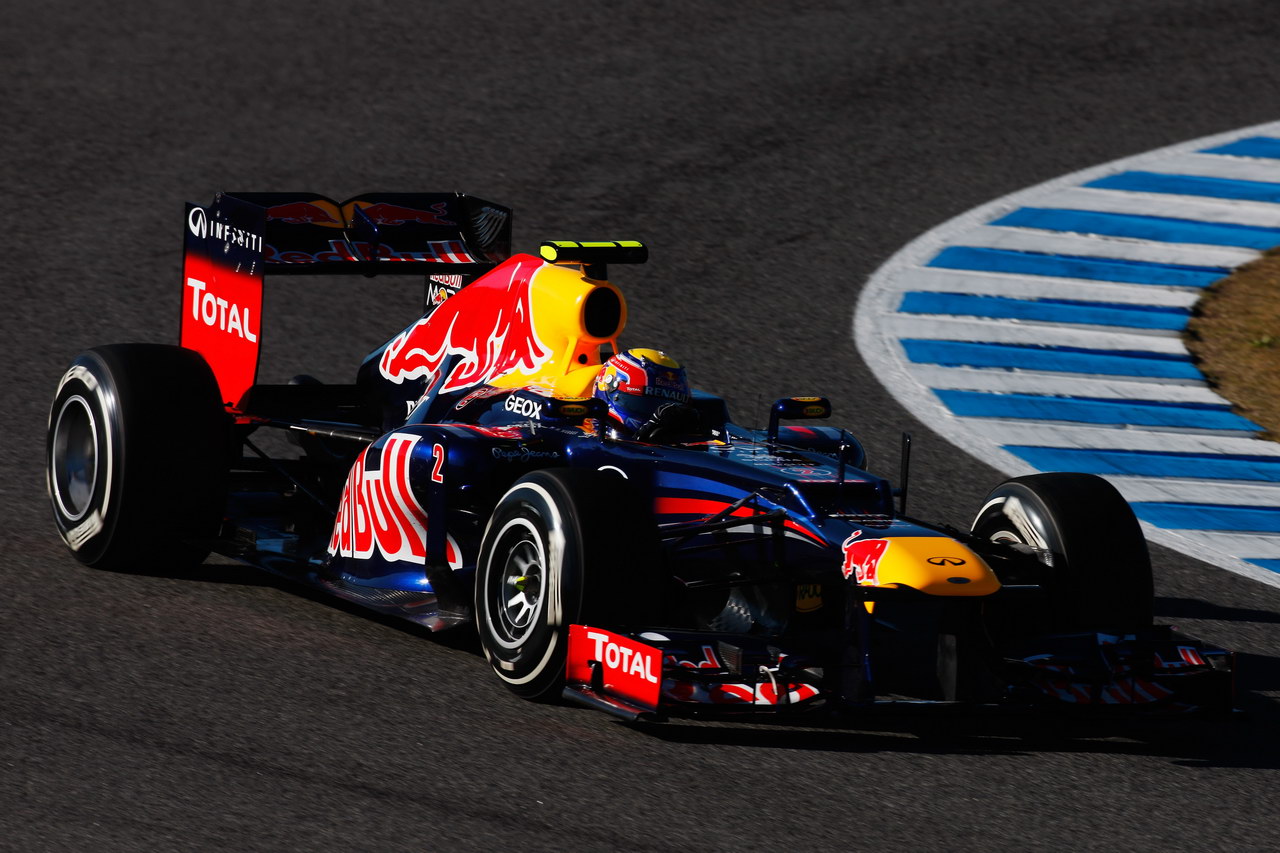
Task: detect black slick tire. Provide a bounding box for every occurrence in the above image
[474,468,657,701]
[972,472,1154,636]
[47,344,230,572]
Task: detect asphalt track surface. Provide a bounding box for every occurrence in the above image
[7,2,1280,850]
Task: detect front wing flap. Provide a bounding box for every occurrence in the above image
[563,625,826,721]
[563,624,1234,721]
[1003,626,1234,714]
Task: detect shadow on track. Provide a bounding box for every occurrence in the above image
[622,701,1280,768]
[99,555,486,655]
[616,643,1280,767]
[104,558,1280,768]
[1156,595,1280,626]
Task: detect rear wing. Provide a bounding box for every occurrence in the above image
[180,192,511,405]
[224,191,511,273]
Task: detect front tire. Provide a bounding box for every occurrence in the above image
[474,468,655,701]
[972,472,1153,636]
[47,344,230,572]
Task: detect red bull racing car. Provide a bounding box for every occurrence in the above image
[46,192,1234,720]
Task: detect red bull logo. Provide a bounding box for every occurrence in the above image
[841,530,890,584]
[328,432,462,566]
[428,274,464,306]
[355,201,455,227]
[266,201,342,225]
[378,256,551,393]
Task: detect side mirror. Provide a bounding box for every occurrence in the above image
[767,396,831,443]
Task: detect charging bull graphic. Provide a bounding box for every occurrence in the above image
[378,256,551,394]
[355,201,455,227]
[841,530,890,585]
[266,201,342,225]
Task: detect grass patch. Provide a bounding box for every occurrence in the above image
[1185,248,1280,440]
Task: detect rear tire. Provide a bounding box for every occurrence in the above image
[47,344,230,572]
[972,472,1153,636]
[474,468,657,701]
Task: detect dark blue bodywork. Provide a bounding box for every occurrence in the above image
[312,383,898,619]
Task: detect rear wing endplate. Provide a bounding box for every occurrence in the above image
[180,191,511,405]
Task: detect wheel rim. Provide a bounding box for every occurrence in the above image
[988,529,1022,545]
[487,518,547,650]
[52,395,98,522]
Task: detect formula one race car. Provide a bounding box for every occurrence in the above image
[47,192,1233,720]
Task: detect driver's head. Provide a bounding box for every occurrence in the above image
[593,348,691,436]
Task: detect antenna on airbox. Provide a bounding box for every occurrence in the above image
[897,432,912,516]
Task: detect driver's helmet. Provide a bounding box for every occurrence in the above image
[593,348,691,435]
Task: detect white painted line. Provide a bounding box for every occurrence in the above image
[908,365,1229,405]
[1143,151,1280,183]
[896,268,1202,307]
[980,421,1280,456]
[1149,532,1280,587]
[884,314,1191,350]
[938,416,1251,439]
[1046,186,1280,228]
[1186,532,1280,560]
[1110,476,1280,506]
[955,224,1257,269]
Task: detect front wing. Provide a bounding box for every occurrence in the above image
[562,624,1233,721]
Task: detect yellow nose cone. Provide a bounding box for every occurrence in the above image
[846,535,1001,596]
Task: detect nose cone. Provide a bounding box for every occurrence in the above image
[847,535,1001,596]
